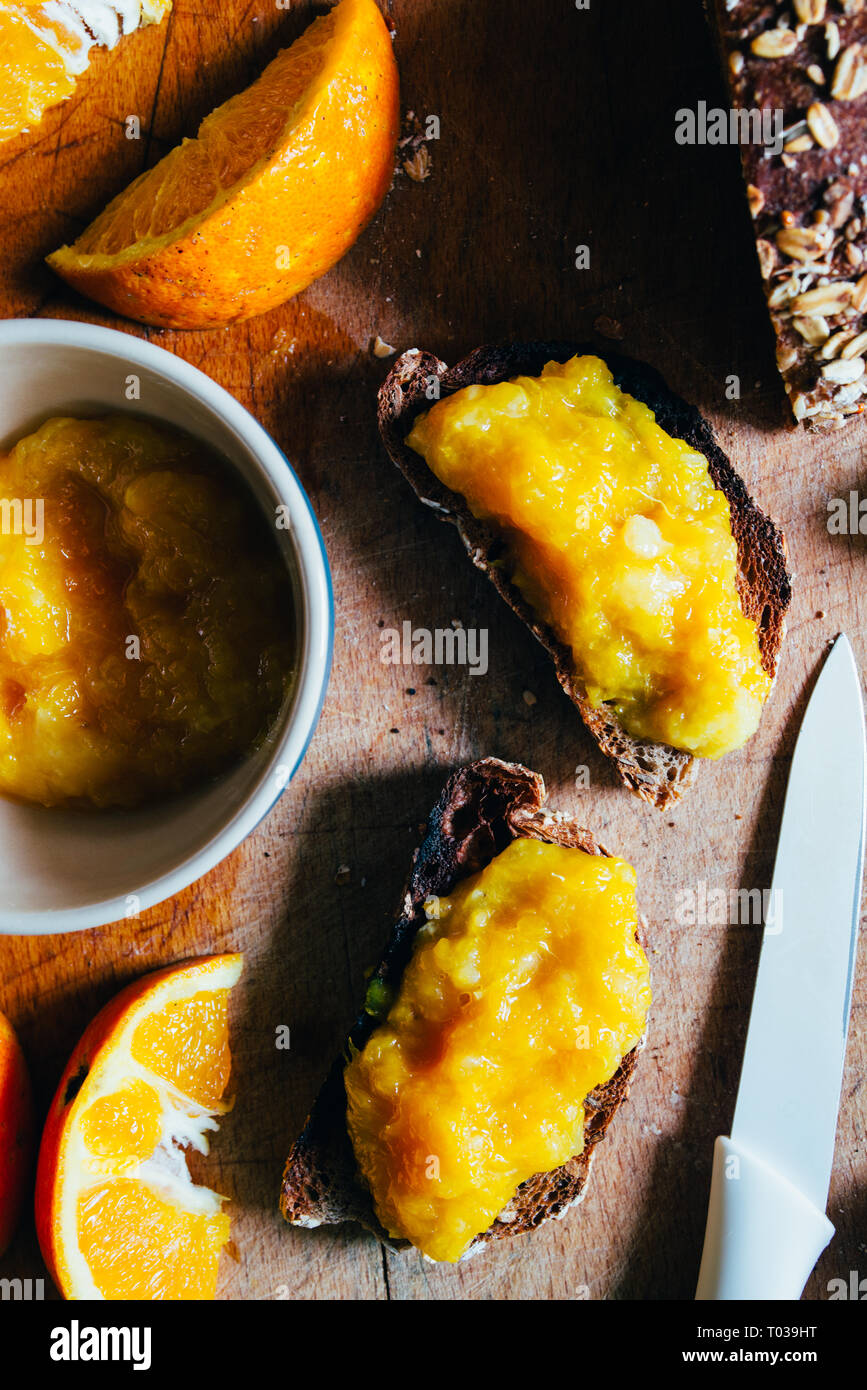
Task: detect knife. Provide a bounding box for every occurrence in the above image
[695,633,866,1301]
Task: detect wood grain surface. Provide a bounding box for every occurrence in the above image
[0,0,864,1301]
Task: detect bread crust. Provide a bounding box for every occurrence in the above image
[279,758,644,1260]
[376,342,792,809]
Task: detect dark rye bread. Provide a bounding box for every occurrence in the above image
[280,758,642,1260]
[377,342,791,810]
[708,1,867,429]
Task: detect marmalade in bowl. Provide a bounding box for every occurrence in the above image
[0,415,294,808]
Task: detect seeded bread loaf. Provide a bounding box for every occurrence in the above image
[279,758,643,1260]
[709,0,867,429]
[377,342,792,810]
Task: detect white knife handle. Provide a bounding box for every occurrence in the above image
[695,1136,835,1300]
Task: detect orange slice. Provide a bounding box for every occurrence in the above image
[35,954,242,1301]
[0,1010,34,1256]
[48,0,400,329]
[0,2,172,145]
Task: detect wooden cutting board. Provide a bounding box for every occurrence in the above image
[0,0,864,1302]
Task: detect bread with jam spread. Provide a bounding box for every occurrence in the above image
[377,343,792,810]
[280,758,649,1263]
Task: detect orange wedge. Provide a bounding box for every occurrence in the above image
[0,1010,34,1256]
[48,0,400,329]
[0,2,172,145]
[35,954,242,1301]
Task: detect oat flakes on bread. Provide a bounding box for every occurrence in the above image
[279,757,643,1259]
[376,341,792,811]
[707,0,867,430]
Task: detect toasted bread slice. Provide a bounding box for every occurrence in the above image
[377,343,792,810]
[280,757,644,1260]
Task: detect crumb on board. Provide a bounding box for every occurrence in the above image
[593,314,625,340]
[403,145,432,182]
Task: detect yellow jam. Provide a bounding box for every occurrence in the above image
[0,415,293,808]
[344,837,651,1263]
[407,355,770,759]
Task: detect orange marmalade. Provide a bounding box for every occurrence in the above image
[0,415,293,808]
[344,837,651,1263]
[407,355,770,759]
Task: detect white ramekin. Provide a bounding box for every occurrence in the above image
[0,319,333,934]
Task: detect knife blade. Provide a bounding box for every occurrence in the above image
[733,631,865,1205]
[696,633,866,1300]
